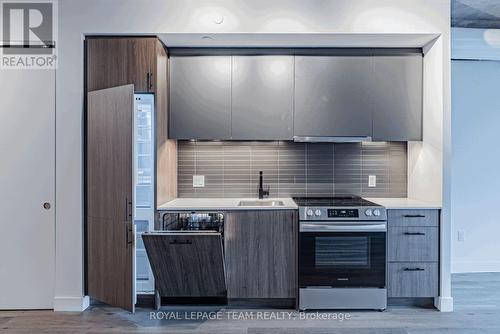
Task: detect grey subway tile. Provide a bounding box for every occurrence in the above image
[177,141,407,198]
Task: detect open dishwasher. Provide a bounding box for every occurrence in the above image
[141,212,226,308]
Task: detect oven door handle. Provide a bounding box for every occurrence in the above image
[300,222,387,233]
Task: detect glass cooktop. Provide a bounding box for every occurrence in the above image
[292,196,380,207]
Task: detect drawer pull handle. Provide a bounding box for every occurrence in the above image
[404,232,426,236]
[170,240,192,245]
[404,267,425,271]
[403,215,426,218]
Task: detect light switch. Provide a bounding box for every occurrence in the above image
[458,229,465,242]
[193,175,205,188]
[368,175,377,187]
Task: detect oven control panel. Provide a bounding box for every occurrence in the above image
[299,206,386,221]
[328,209,359,218]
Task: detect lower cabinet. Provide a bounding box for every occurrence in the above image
[224,210,297,299]
[388,262,439,297]
[388,226,439,262]
[387,209,440,298]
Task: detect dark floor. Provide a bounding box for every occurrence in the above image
[1,273,500,333]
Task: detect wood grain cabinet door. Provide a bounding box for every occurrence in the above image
[142,233,226,297]
[86,37,156,92]
[87,85,135,312]
[224,210,297,299]
[154,39,177,209]
[388,262,439,297]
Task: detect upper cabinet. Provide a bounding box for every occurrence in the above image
[294,55,373,138]
[372,54,423,141]
[169,53,292,140]
[167,49,423,141]
[231,55,294,140]
[86,36,177,214]
[86,37,157,92]
[169,55,232,140]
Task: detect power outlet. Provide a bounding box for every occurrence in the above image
[458,229,465,242]
[368,175,377,188]
[193,175,205,188]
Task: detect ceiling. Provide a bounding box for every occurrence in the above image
[452,0,500,28]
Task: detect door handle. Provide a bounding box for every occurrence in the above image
[146,73,150,92]
[125,197,128,221]
[43,202,51,210]
[404,232,425,236]
[125,224,132,248]
[403,215,426,218]
[169,240,192,245]
[149,72,153,91]
[125,197,132,221]
[404,267,425,271]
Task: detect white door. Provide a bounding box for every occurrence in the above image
[0,69,55,309]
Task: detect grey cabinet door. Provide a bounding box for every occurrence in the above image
[224,210,297,299]
[169,56,231,139]
[294,56,373,137]
[372,55,423,141]
[232,56,294,140]
[388,262,439,297]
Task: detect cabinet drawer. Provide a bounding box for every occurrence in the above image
[388,209,439,227]
[388,262,439,297]
[388,226,439,262]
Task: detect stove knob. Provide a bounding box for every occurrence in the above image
[315,209,322,217]
[306,209,314,216]
[365,209,373,216]
[373,209,381,217]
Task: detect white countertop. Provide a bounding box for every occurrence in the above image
[157,197,298,211]
[158,197,440,211]
[366,198,441,209]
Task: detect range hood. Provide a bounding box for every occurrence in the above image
[293,136,372,143]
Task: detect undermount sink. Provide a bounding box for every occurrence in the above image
[238,200,285,207]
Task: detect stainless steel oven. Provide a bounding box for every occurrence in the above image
[300,221,386,287]
[294,197,387,310]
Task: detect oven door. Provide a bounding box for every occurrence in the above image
[299,221,386,288]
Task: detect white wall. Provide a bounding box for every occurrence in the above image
[52,0,451,311]
[451,28,500,273]
[0,70,56,309]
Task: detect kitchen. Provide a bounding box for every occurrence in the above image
[7,1,483,333]
[84,37,445,313]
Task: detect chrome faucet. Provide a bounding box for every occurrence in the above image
[258,171,270,199]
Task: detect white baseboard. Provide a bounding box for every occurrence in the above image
[452,261,500,273]
[434,296,453,312]
[53,296,90,312]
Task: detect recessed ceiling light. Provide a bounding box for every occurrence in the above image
[213,15,224,24]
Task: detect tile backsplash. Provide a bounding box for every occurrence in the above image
[177,141,407,198]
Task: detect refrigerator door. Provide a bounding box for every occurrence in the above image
[133,93,155,294]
